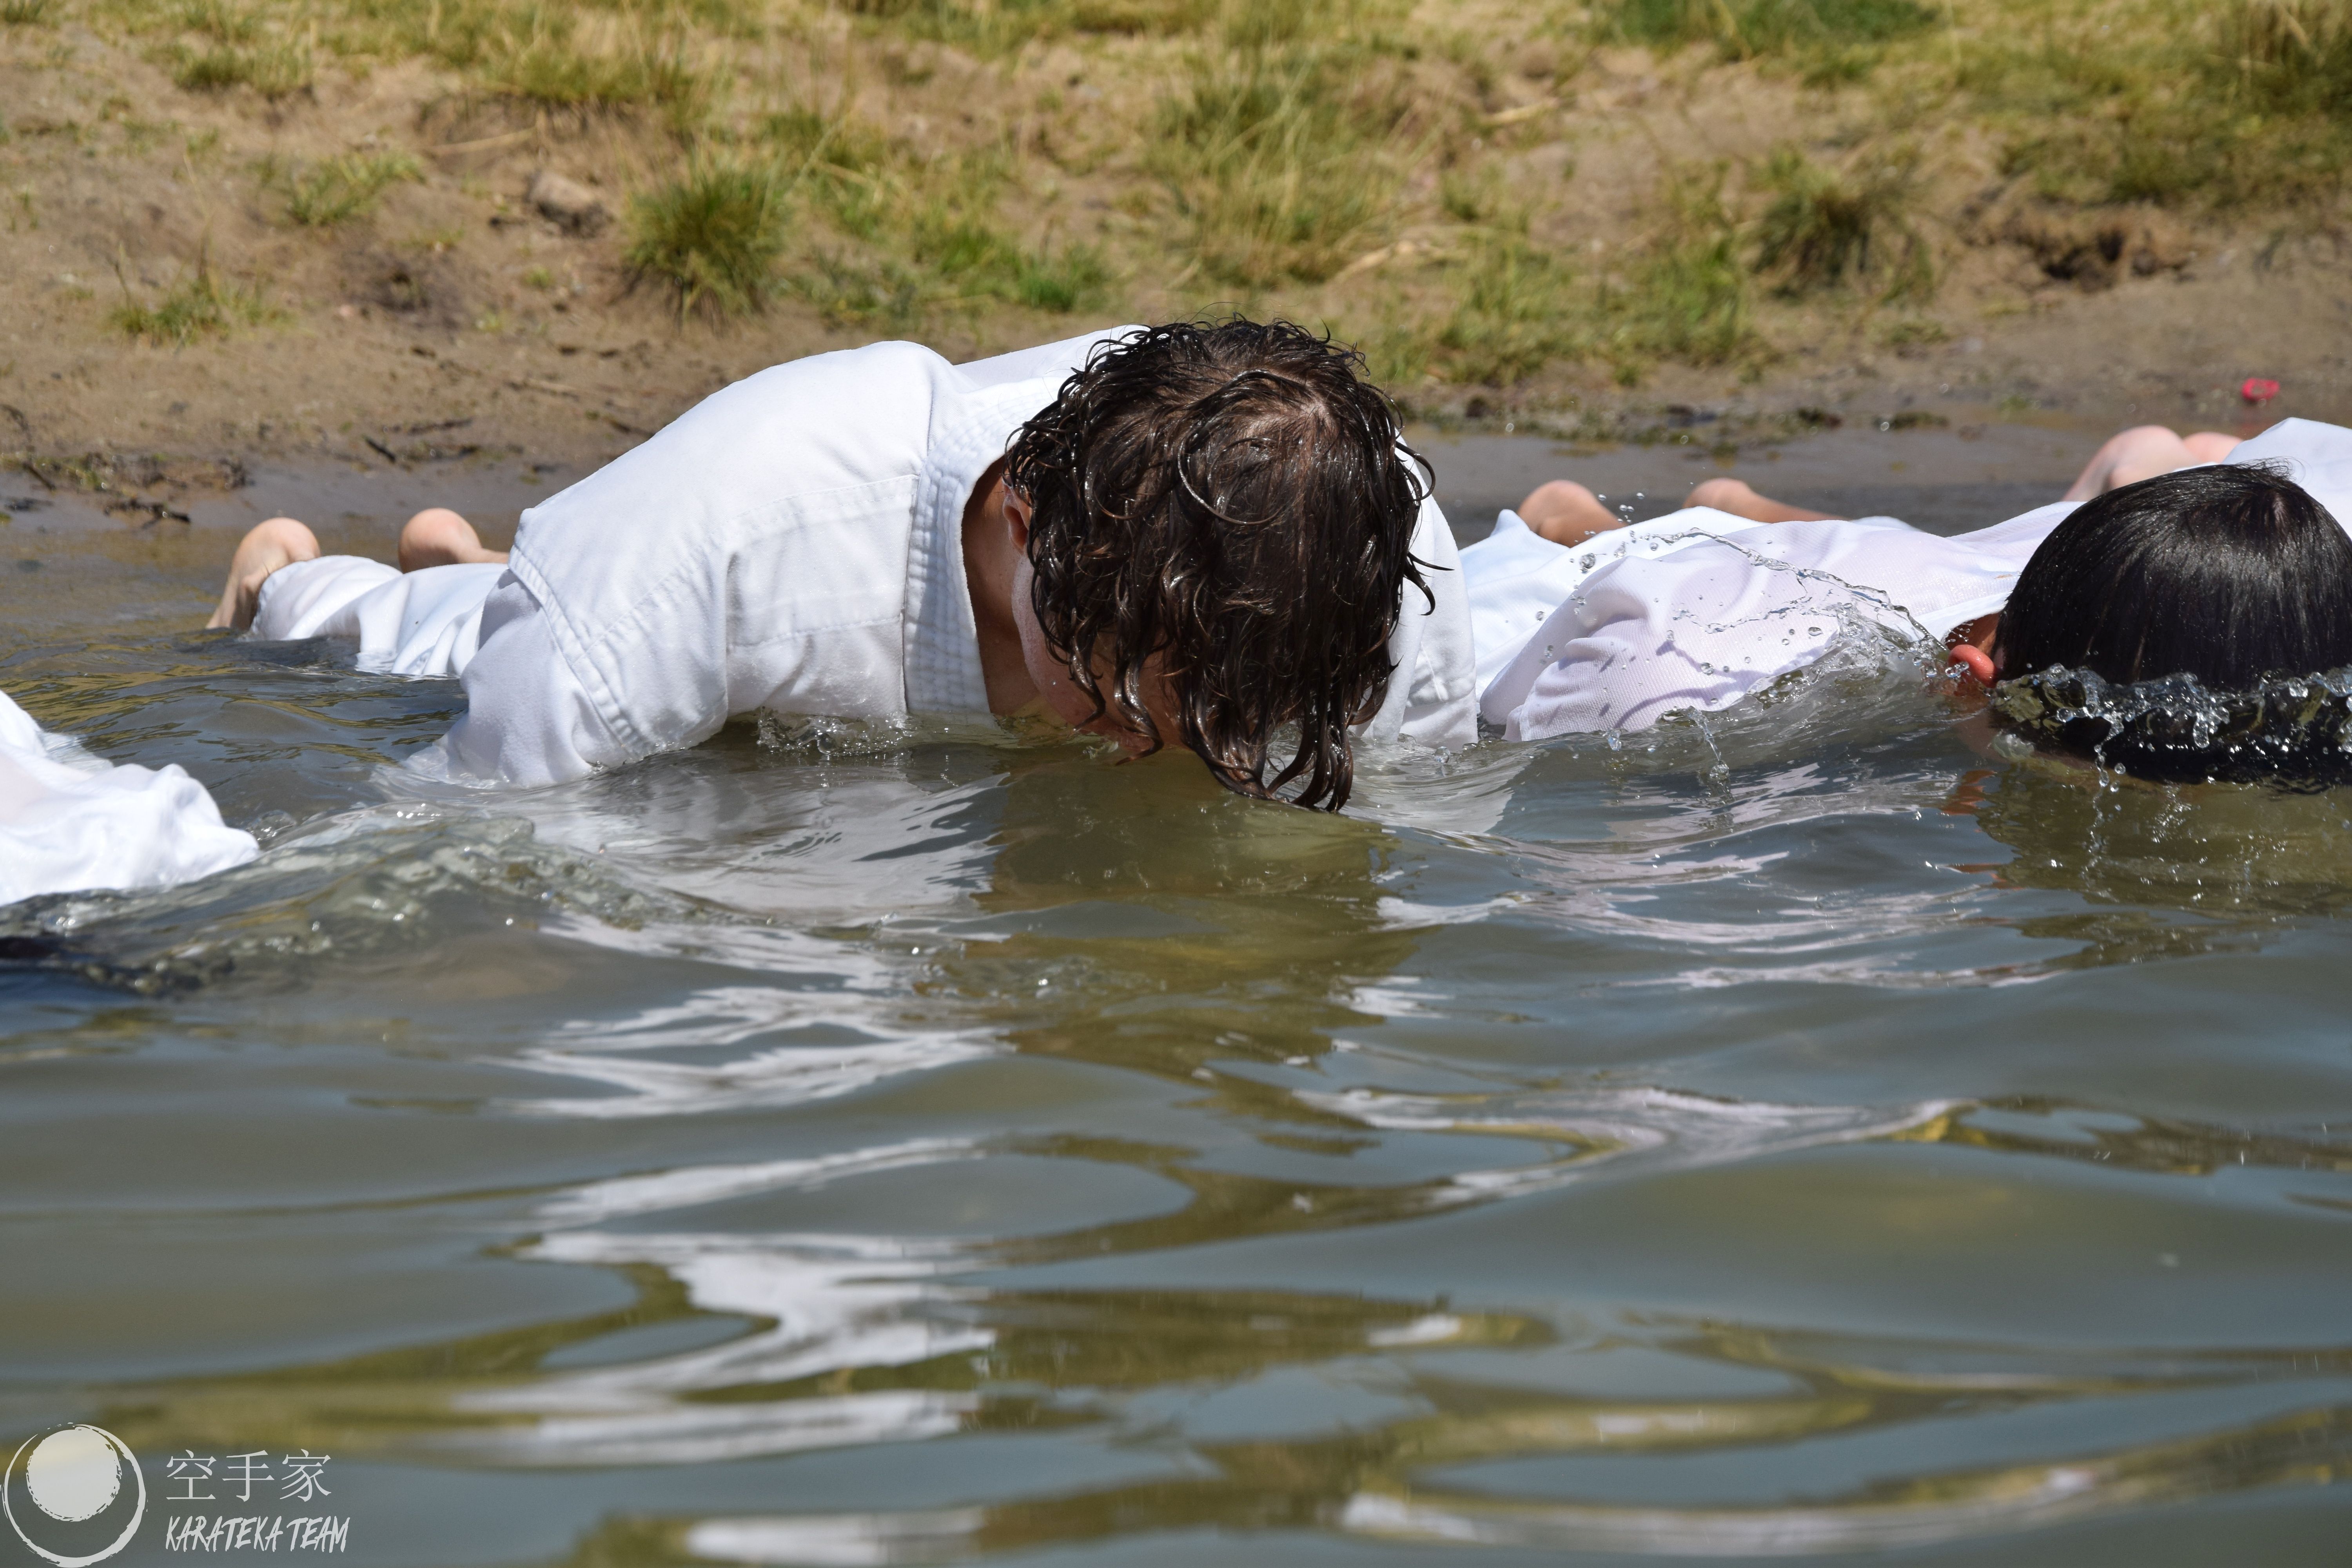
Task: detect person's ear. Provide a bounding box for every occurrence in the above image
[1949,643,1997,688]
[1002,488,1033,555]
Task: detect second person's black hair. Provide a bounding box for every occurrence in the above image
[1995,461,2352,688]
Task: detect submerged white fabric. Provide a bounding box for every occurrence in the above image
[253,557,510,676]
[1465,416,2352,741]
[0,690,257,905]
[1480,504,2067,739]
[252,330,1476,785]
[1461,506,1798,698]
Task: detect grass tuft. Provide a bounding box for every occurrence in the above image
[1011,243,1111,312]
[2216,0,2352,110]
[1151,29,1405,286]
[1421,169,1755,388]
[489,29,712,124]
[1964,1,2352,210]
[1752,146,1930,299]
[173,40,314,96]
[787,251,929,330]
[1434,240,1581,387]
[1,0,56,24]
[1598,0,1938,62]
[286,151,423,226]
[1604,170,1755,366]
[178,0,261,41]
[112,258,282,345]
[626,158,790,318]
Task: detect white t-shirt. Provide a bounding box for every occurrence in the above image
[258,330,1477,785]
[0,690,256,906]
[1464,418,2352,741]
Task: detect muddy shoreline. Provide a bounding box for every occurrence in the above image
[0,404,2236,620]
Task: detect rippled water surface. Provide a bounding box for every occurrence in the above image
[4,477,2350,1567]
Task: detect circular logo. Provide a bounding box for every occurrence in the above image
[4,1426,145,1568]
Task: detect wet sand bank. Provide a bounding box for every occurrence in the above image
[5,414,2124,629]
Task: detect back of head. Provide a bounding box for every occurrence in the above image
[1005,318,1431,810]
[1991,461,2352,782]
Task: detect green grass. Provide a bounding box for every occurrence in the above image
[285,151,423,225]
[1010,243,1111,311]
[1597,0,1939,62]
[172,9,314,98]
[1411,168,1755,388]
[1,0,56,24]
[786,250,929,330]
[626,157,790,317]
[1958,0,2352,209]
[485,27,714,126]
[789,218,1109,325]
[1751,146,1931,299]
[835,0,1215,55]
[1431,240,1582,387]
[179,0,260,40]
[1604,172,1756,366]
[753,105,1111,321]
[298,0,728,134]
[173,42,314,94]
[2217,0,2352,110]
[1150,29,1408,287]
[112,260,283,345]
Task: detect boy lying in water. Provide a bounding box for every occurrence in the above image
[1463,419,2352,777]
[209,321,1475,808]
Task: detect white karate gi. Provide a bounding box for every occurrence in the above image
[254,329,1477,785]
[0,690,257,906]
[1462,418,2352,742]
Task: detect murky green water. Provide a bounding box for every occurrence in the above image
[4,470,2350,1567]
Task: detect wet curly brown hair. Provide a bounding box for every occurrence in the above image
[1004,318,1436,811]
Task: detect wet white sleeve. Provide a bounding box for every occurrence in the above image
[1369,495,1477,749]
[0,690,256,904]
[417,575,634,788]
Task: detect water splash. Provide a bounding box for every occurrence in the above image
[1992,665,2352,787]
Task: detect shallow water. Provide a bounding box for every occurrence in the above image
[4,456,2350,1568]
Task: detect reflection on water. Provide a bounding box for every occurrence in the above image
[5,524,2352,1566]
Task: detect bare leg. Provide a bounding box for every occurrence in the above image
[1516,480,1620,546]
[208,517,320,632]
[397,508,508,571]
[1520,475,1838,544]
[1683,476,1838,523]
[2061,425,2239,501]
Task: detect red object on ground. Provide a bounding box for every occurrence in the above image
[2242,377,2281,405]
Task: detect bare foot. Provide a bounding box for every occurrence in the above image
[1516,480,1619,546]
[1685,476,1838,523]
[397,507,509,571]
[208,517,320,631]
